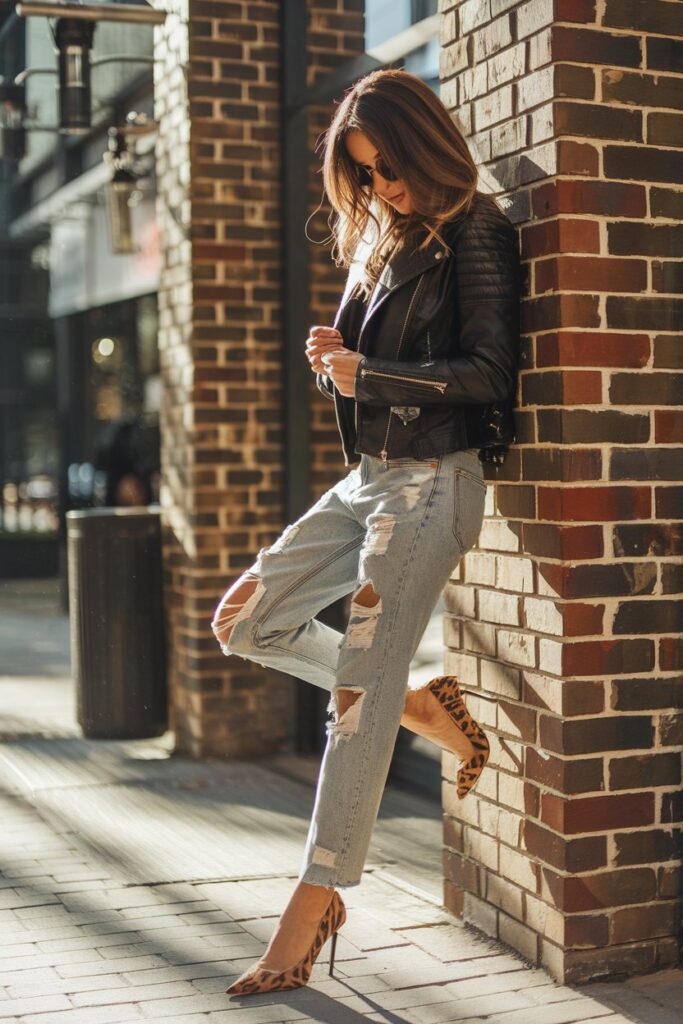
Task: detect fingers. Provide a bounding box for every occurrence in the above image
[305,326,345,374]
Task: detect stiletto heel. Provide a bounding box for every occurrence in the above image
[425,675,490,798]
[225,888,346,995]
[328,928,338,975]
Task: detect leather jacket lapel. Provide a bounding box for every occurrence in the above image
[355,229,452,345]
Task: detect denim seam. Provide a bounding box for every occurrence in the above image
[249,535,364,650]
[452,467,487,549]
[334,455,443,881]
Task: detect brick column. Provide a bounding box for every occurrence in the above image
[440,0,683,983]
[153,0,363,757]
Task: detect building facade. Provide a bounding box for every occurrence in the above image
[2,0,681,984]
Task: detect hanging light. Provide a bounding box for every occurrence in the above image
[104,126,144,254]
[0,82,26,160]
[55,17,95,132]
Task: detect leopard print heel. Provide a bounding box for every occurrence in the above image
[225,888,346,995]
[426,675,490,799]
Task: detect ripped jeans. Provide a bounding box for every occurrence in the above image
[211,447,487,889]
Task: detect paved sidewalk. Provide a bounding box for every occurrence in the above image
[0,579,680,1023]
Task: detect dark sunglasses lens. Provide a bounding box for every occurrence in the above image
[355,159,398,186]
[378,159,398,181]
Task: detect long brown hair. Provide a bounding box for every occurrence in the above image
[320,68,480,301]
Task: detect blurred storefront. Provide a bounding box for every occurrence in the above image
[0,2,160,580]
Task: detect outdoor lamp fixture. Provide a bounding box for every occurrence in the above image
[13,2,166,133]
[55,17,94,132]
[104,127,138,254]
[0,82,26,160]
[103,114,154,254]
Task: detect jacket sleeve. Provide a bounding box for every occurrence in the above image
[353,210,521,407]
[316,371,335,401]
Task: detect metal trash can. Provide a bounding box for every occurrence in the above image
[66,506,168,739]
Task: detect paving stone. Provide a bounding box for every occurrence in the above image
[20,1005,146,1024]
[56,954,168,978]
[1,607,681,1024]
[70,981,198,1006]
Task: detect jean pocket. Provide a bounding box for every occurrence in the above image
[452,466,487,551]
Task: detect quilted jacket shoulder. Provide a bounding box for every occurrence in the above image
[444,192,521,306]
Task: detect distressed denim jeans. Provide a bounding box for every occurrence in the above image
[211,447,487,889]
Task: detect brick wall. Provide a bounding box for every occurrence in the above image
[153,0,363,757]
[308,1,366,490]
[440,0,683,983]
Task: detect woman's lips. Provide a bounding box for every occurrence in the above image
[389,191,404,202]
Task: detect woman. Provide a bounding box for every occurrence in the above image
[212,68,521,996]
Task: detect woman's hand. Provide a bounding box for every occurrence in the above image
[305,326,345,373]
[305,326,362,397]
[320,348,363,398]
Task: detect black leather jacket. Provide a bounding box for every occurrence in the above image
[316,191,522,468]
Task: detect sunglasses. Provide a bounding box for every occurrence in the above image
[354,156,399,187]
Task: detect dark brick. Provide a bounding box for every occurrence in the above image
[555,101,642,142]
[660,713,683,747]
[662,562,683,594]
[614,828,682,866]
[647,36,683,74]
[606,296,683,331]
[543,866,657,912]
[521,523,604,560]
[539,561,656,599]
[604,145,683,184]
[609,752,681,790]
[614,601,683,636]
[552,25,642,67]
[522,820,607,872]
[604,0,683,35]
[565,914,609,949]
[526,747,604,794]
[614,524,683,558]
[555,62,596,100]
[612,677,683,712]
[564,942,657,985]
[540,714,653,756]
[536,407,651,444]
[662,791,683,823]
[522,447,603,482]
[603,70,683,111]
[611,901,679,944]
[654,335,683,368]
[649,112,683,149]
[609,371,683,404]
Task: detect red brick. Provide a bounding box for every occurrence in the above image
[540,792,655,834]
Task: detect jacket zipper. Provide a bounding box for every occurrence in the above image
[359,368,447,393]
[427,330,432,361]
[376,273,426,464]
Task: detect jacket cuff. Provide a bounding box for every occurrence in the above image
[316,372,335,401]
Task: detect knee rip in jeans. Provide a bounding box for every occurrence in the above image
[326,685,366,744]
[346,580,382,650]
[211,572,265,653]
